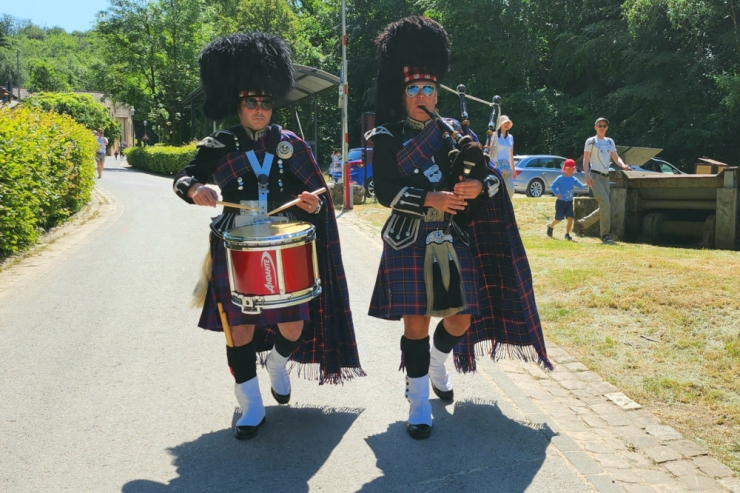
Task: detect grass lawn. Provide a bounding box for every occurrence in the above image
[346,193,740,473]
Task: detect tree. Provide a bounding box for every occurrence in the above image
[95,0,212,143]
[28,60,71,92]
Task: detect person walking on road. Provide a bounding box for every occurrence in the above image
[173,32,364,440]
[95,128,108,179]
[577,117,631,244]
[367,16,552,440]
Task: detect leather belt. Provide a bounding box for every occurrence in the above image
[590,169,609,177]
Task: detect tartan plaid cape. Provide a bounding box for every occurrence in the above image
[459,167,554,372]
[273,130,366,384]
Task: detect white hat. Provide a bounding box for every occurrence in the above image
[498,114,513,129]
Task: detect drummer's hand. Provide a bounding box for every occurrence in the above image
[453,179,483,200]
[424,191,468,215]
[295,191,321,214]
[189,183,218,207]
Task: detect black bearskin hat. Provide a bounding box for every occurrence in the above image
[198,32,295,120]
[374,16,451,125]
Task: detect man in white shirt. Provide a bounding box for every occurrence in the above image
[577,117,630,244]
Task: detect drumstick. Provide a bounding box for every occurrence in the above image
[266,187,327,217]
[216,201,260,211]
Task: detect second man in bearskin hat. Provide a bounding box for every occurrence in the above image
[367,16,552,439]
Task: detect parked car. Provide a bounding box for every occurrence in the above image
[513,155,590,197]
[633,158,684,174]
[328,147,374,196]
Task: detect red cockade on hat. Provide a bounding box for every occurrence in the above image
[238,90,270,98]
[403,66,437,84]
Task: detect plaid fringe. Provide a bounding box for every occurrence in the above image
[452,340,554,374]
[257,351,366,385]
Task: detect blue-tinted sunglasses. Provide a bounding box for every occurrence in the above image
[405,84,436,97]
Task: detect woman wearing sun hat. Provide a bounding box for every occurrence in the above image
[495,115,515,198]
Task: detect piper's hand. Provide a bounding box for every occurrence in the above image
[295,191,321,214]
[453,179,483,200]
[189,183,218,207]
[424,191,468,215]
[586,177,593,187]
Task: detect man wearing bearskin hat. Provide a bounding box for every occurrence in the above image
[367,16,552,439]
[173,32,364,440]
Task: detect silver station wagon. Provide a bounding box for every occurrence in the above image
[513,155,588,198]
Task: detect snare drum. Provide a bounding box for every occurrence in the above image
[223,221,321,314]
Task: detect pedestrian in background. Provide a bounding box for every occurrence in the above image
[547,159,587,241]
[95,128,108,179]
[494,115,515,199]
[577,117,631,244]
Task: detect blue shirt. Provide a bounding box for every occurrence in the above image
[551,174,587,202]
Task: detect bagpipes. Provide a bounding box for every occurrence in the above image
[419,87,503,317]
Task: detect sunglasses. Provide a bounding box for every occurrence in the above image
[244,98,273,110]
[405,85,436,97]
[596,124,608,128]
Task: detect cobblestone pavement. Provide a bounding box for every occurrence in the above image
[482,345,739,493]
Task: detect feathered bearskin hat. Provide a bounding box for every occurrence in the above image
[374,16,451,125]
[198,32,295,120]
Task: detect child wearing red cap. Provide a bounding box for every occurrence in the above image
[547,159,587,240]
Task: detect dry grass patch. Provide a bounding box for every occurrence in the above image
[347,196,740,473]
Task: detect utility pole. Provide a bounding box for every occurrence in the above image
[16,49,20,99]
[341,0,351,210]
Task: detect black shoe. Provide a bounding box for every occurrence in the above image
[601,235,616,245]
[546,225,553,237]
[577,223,585,237]
[565,234,573,241]
[406,423,432,440]
[271,388,290,405]
[431,384,454,402]
[234,416,266,440]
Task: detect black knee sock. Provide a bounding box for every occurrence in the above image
[433,319,466,354]
[226,343,257,384]
[274,327,302,358]
[401,336,430,378]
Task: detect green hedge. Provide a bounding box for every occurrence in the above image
[0,104,97,258]
[125,143,197,176]
[24,92,121,142]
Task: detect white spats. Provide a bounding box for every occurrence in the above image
[266,350,291,402]
[234,377,266,427]
[429,344,453,393]
[405,375,433,426]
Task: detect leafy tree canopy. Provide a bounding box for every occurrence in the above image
[24,92,121,140]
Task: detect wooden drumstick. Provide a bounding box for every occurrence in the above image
[266,187,327,217]
[216,201,260,211]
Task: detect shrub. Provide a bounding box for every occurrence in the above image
[0,104,97,258]
[24,92,120,142]
[125,143,197,176]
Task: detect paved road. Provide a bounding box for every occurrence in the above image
[1,158,737,493]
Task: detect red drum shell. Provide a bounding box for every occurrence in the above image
[223,221,320,312]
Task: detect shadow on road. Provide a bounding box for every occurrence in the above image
[122,405,363,493]
[358,399,552,492]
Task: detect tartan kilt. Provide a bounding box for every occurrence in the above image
[198,233,310,331]
[368,219,479,320]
